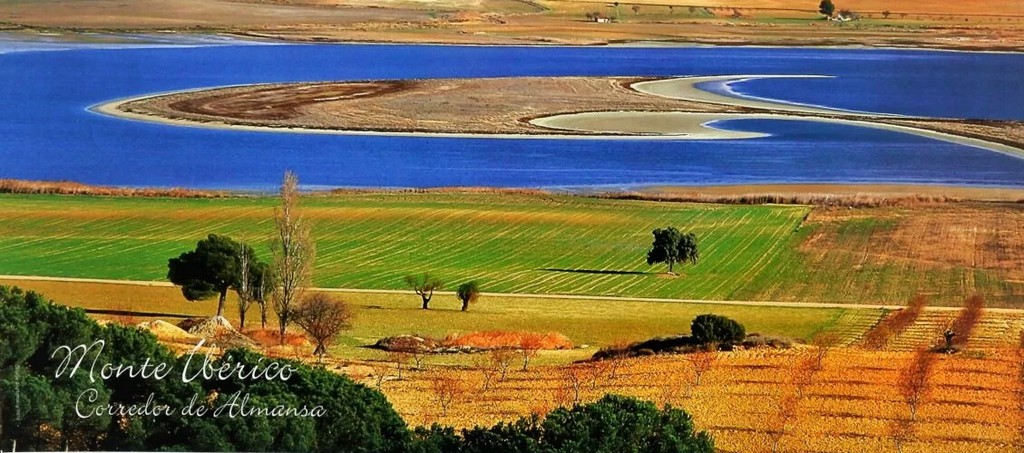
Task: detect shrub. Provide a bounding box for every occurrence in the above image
[0,285,411,452]
[542,395,713,452]
[690,314,746,346]
[292,292,355,361]
[417,395,714,453]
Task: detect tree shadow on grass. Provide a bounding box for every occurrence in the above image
[85,308,193,319]
[538,268,650,276]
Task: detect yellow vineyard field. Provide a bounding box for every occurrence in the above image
[375,310,1024,453]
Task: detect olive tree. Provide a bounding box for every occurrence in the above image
[405,273,443,309]
[455,281,480,312]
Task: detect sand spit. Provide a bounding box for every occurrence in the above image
[531,110,1024,158]
[630,75,876,116]
[529,111,768,139]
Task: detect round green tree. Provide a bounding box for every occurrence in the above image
[646,227,699,275]
[167,234,261,318]
[819,0,835,17]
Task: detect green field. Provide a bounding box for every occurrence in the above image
[0,193,808,301]
[1,193,1017,307]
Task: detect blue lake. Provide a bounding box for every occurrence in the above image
[0,42,1022,190]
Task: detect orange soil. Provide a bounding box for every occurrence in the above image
[444,331,574,350]
[380,349,1024,453]
[167,81,410,121]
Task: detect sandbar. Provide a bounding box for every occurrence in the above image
[531,109,1024,159]
[632,75,906,117]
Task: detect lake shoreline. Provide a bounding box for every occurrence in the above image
[3,28,1024,54]
[3,179,1023,202]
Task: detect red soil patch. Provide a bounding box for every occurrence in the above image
[245,328,311,348]
[167,81,411,121]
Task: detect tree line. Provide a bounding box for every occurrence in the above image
[165,172,355,362]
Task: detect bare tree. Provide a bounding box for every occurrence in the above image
[604,340,631,380]
[405,273,443,309]
[387,351,412,380]
[658,372,682,407]
[236,243,269,331]
[519,333,543,371]
[811,331,841,370]
[370,361,390,389]
[766,393,800,453]
[585,360,612,389]
[490,348,516,382]
[686,350,717,386]
[790,355,817,399]
[412,351,427,370]
[291,293,354,363]
[429,370,466,417]
[890,415,914,453]
[900,348,934,421]
[474,354,499,392]
[253,267,271,329]
[559,366,585,406]
[271,171,316,345]
[237,243,252,330]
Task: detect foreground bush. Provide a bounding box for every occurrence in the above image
[412,395,714,453]
[0,286,408,452]
[690,314,745,346]
[1,286,715,452]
